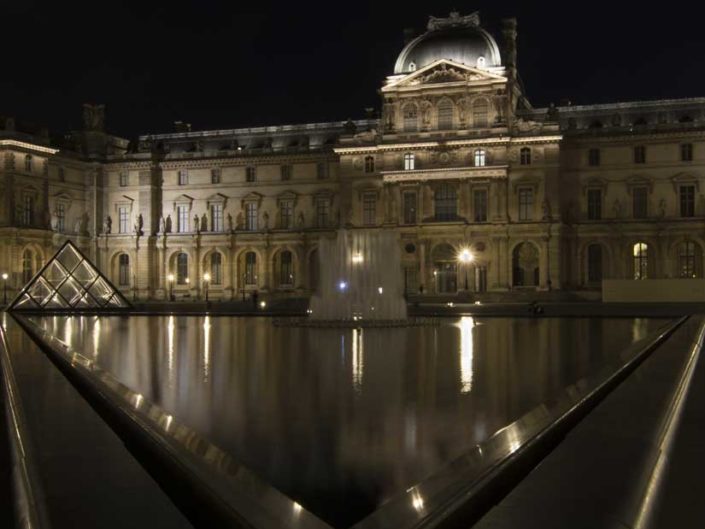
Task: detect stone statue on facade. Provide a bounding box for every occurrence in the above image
[134,213,144,236]
[51,210,60,232]
[82,103,105,132]
[104,215,112,234]
[541,199,552,221]
[658,198,667,218]
[165,214,172,233]
[297,211,305,229]
[227,213,233,232]
[263,211,269,230]
[236,211,244,230]
[201,213,208,232]
[75,212,89,236]
[613,199,624,219]
[159,216,165,234]
[194,214,200,233]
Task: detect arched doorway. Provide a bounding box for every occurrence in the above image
[512,242,539,287]
[432,243,457,293]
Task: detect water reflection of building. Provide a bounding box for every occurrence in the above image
[3,11,705,300]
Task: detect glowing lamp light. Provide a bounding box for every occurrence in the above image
[1,273,8,280]
[377,287,383,294]
[339,281,348,291]
[352,253,364,264]
[259,301,267,309]
[167,274,175,282]
[185,278,190,284]
[203,273,211,282]
[458,248,474,263]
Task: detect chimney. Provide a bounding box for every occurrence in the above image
[173,121,192,133]
[501,18,518,76]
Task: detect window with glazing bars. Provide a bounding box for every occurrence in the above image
[518,188,533,221]
[362,194,376,226]
[473,189,488,222]
[245,203,258,231]
[434,184,457,221]
[279,251,293,286]
[211,204,223,232]
[118,206,129,233]
[245,252,257,285]
[633,187,648,218]
[177,205,189,233]
[680,185,695,217]
[280,200,293,229]
[587,189,602,220]
[403,192,417,224]
[316,198,329,227]
[118,254,130,286]
[210,252,222,284]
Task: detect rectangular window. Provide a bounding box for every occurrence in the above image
[280,252,293,286]
[210,204,223,232]
[404,266,419,294]
[211,169,221,184]
[475,266,488,293]
[681,143,693,162]
[316,198,329,227]
[23,196,34,226]
[280,200,293,229]
[56,203,65,232]
[118,206,129,233]
[316,162,328,180]
[680,185,695,217]
[518,188,533,221]
[280,165,292,181]
[119,171,128,187]
[587,189,602,220]
[364,156,375,173]
[176,205,189,233]
[58,166,65,182]
[246,166,256,182]
[119,255,130,286]
[588,148,601,167]
[245,253,257,285]
[178,170,188,185]
[473,189,488,222]
[404,153,415,171]
[362,193,376,226]
[633,187,648,218]
[403,192,417,225]
[245,202,258,231]
[634,146,646,164]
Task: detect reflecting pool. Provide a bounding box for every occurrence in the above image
[32,315,667,527]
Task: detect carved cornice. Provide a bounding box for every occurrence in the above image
[382,165,508,183]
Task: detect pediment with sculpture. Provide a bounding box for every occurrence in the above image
[384,59,507,91]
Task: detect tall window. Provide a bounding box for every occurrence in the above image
[518,188,534,221]
[58,167,65,182]
[437,100,453,130]
[680,185,695,217]
[588,148,601,166]
[633,187,648,218]
[404,153,415,171]
[681,143,693,162]
[22,249,34,284]
[315,198,329,227]
[245,202,258,231]
[119,171,128,187]
[24,155,32,172]
[434,184,457,221]
[280,200,293,229]
[587,189,602,220]
[316,162,328,180]
[403,191,417,225]
[473,189,488,222]
[244,252,257,285]
[364,156,375,173]
[246,166,256,182]
[178,170,188,185]
[587,244,603,283]
[472,99,488,128]
[118,254,130,286]
[23,195,34,226]
[634,146,646,164]
[176,205,189,233]
[678,241,702,278]
[210,253,223,285]
[633,242,649,280]
[279,251,293,286]
[403,104,418,132]
[56,203,66,232]
[118,206,129,233]
[474,149,487,167]
[211,168,221,184]
[280,165,292,181]
[211,203,224,232]
[362,193,376,226]
[520,147,531,165]
[176,253,189,284]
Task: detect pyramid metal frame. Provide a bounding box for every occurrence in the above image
[8,240,132,312]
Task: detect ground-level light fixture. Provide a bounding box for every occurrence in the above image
[457,248,474,291]
[203,272,211,302]
[352,253,364,264]
[339,281,348,292]
[167,273,175,301]
[2,272,8,305]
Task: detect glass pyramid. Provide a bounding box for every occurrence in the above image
[9,241,132,312]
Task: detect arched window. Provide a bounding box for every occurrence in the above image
[364,156,375,173]
[437,100,453,130]
[278,251,294,287]
[22,249,34,284]
[474,149,487,167]
[245,252,257,285]
[408,62,416,72]
[434,183,457,221]
[210,252,223,285]
[176,253,189,285]
[473,99,489,128]
[678,241,702,278]
[118,254,130,286]
[520,147,532,165]
[512,242,540,287]
[403,104,418,132]
[633,242,649,280]
[477,56,486,68]
[587,244,603,283]
[24,155,32,172]
[404,153,415,171]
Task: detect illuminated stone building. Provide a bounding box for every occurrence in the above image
[2,11,705,301]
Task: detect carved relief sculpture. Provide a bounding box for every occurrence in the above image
[104,215,112,234]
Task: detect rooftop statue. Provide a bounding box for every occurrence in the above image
[427,11,480,31]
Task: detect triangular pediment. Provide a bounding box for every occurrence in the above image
[9,240,132,312]
[383,59,507,91]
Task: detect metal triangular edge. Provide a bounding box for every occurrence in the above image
[8,240,133,312]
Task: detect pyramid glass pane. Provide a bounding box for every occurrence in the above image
[13,293,39,309]
[58,278,83,306]
[27,277,54,306]
[88,277,115,305]
[55,244,83,273]
[72,261,99,288]
[43,261,69,288]
[44,292,69,309]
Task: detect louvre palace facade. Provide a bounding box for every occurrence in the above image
[2,11,705,302]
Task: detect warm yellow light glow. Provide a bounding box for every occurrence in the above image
[92,318,101,358]
[203,273,211,282]
[410,490,425,512]
[0,139,59,154]
[203,316,211,382]
[352,253,364,264]
[185,277,190,284]
[259,300,267,308]
[167,274,175,282]
[1,273,8,280]
[457,317,475,393]
[352,327,364,391]
[167,315,175,385]
[458,248,474,263]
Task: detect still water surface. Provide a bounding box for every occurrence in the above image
[35,315,666,527]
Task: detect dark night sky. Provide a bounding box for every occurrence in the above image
[4,0,705,139]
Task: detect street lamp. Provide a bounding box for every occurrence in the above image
[203,272,210,302]
[458,248,474,291]
[167,273,175,301]
[2,273,8,305]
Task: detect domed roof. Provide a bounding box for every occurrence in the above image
[394,12,502,74]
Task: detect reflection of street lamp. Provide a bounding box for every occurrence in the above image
[203,272,210,302]
[167,274,175,301]
[2,273,8,305]
[458,248,474,291]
